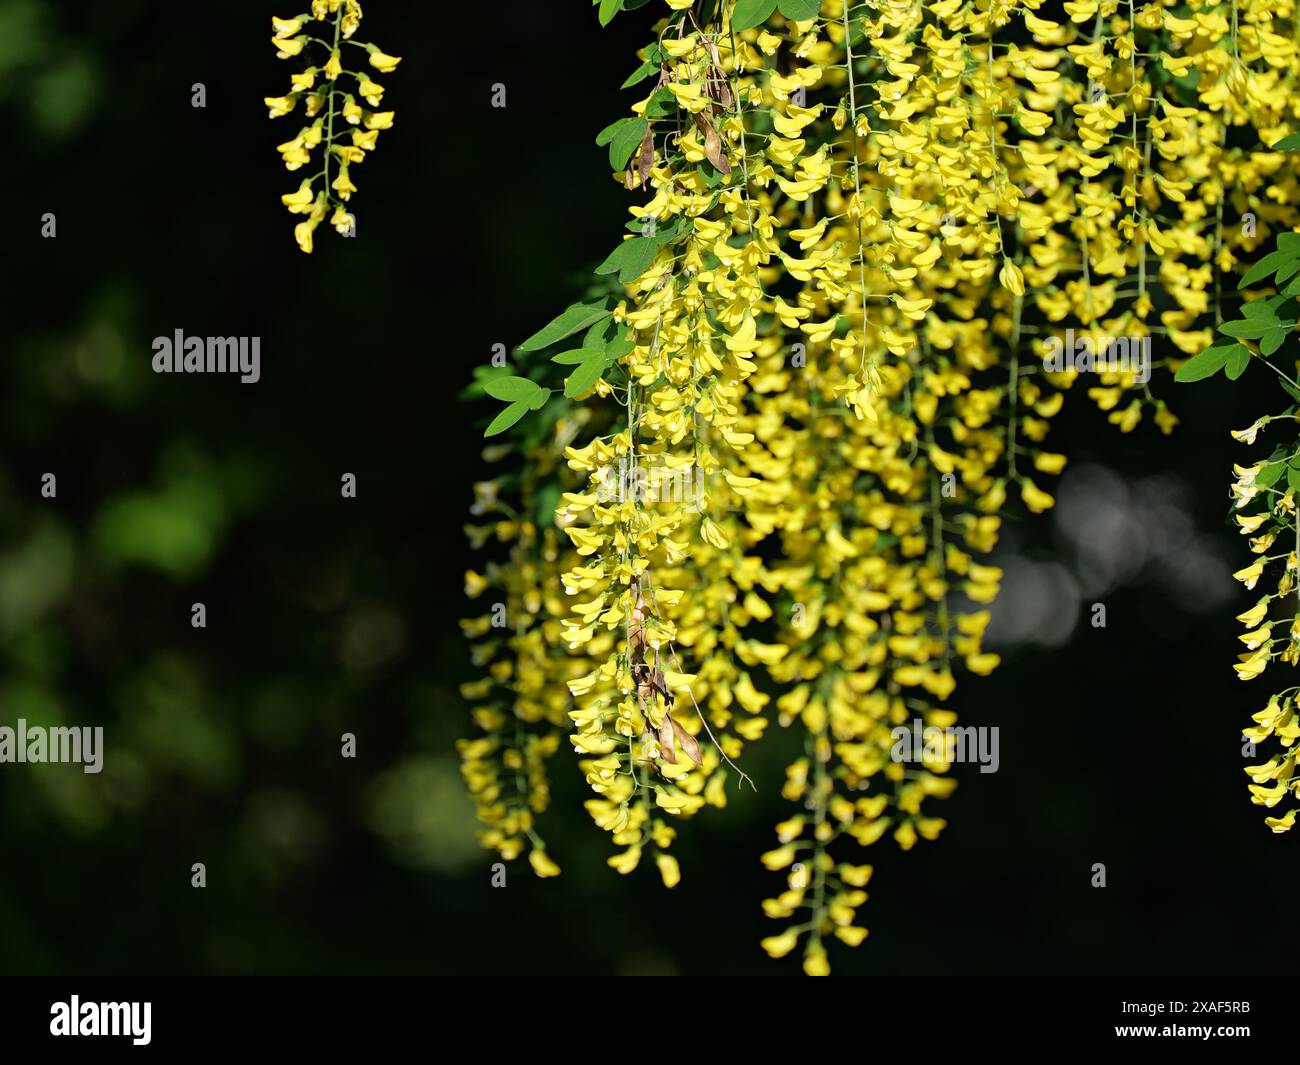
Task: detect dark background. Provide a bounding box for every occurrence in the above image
[0,0,1289,975]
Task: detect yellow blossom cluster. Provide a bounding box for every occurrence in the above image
[1199,209,1300,831]
[265,2,400,253]
[1232,448,1300,835]
[464,0,1300,974]
[457,417,605,876]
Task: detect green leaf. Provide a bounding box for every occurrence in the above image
[594,236,659,284]
[643,88,676,118]
[1288,465,1300,493]
[1222,319,1270,340]
[483,376,540,402]
[1174,341,1237,382]
[604,324,636,360]
[551,347,604,365]
[622,59,656,88]
[621,45,661,88]
[732,0,777,30]
[1242,298,1280,319]
[1258,461,1287,488]
[518,301,610,352]
[653,215,690,244]
[1225,345,1251,380]
[565,356,607,398]
[583,315,618,351]
[595,117,629,147]
[1239,250,1292,289]
[777,0,821,19]
[610,117,648,170]
[598,0,622,25]
[484,399,530,437]
[626,214,688,244]
[1271,132,1300,151]
[1260,322,1295,357]
[458,363,514,400]
[527,387,551,411]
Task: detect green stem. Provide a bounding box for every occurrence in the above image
[321,5,345,209]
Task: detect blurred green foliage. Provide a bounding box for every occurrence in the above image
[0,0,101,140]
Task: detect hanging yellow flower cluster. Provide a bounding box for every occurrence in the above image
[265,2,400,253]
[1232,424,1300,833]
[458,509,569,879]
[458,409,609,877]
[1177,130,1300,832]
[464,0,1300,974]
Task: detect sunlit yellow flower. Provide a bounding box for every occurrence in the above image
[368,48,402,73]
[264,95,296,118]
[268,1,396,253]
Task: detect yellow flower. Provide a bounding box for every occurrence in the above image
[293,217,319,254]
[332,169,357,200]
[528,848,561,878]
[1249,781,1288,808]
[1237,598,1269,628]
[1154,405,1179,434]
[1239,624,1272,651]
[835,926,868,947]
[760,845,797,870]
[273,35,307,59]
[802,945,830,977]
[264,95,296,118]
[277,138,311,170]
[998,259,1025,296]
[1235,646,1270,681]
[1265,809,1297,834]
[760,931,799,959]
[1236,512,1268,534]
[1021,480,1055,513]
[1231,420,1264,445]
[341,0,362,37]
[607,846,641,874]
[1234,560,1265,590]
[368,48,402,73]
[281,182,316,213]
[654,852,681,888]
[271,16,306,35]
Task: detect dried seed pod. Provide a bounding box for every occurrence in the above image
[669,715,702,767]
